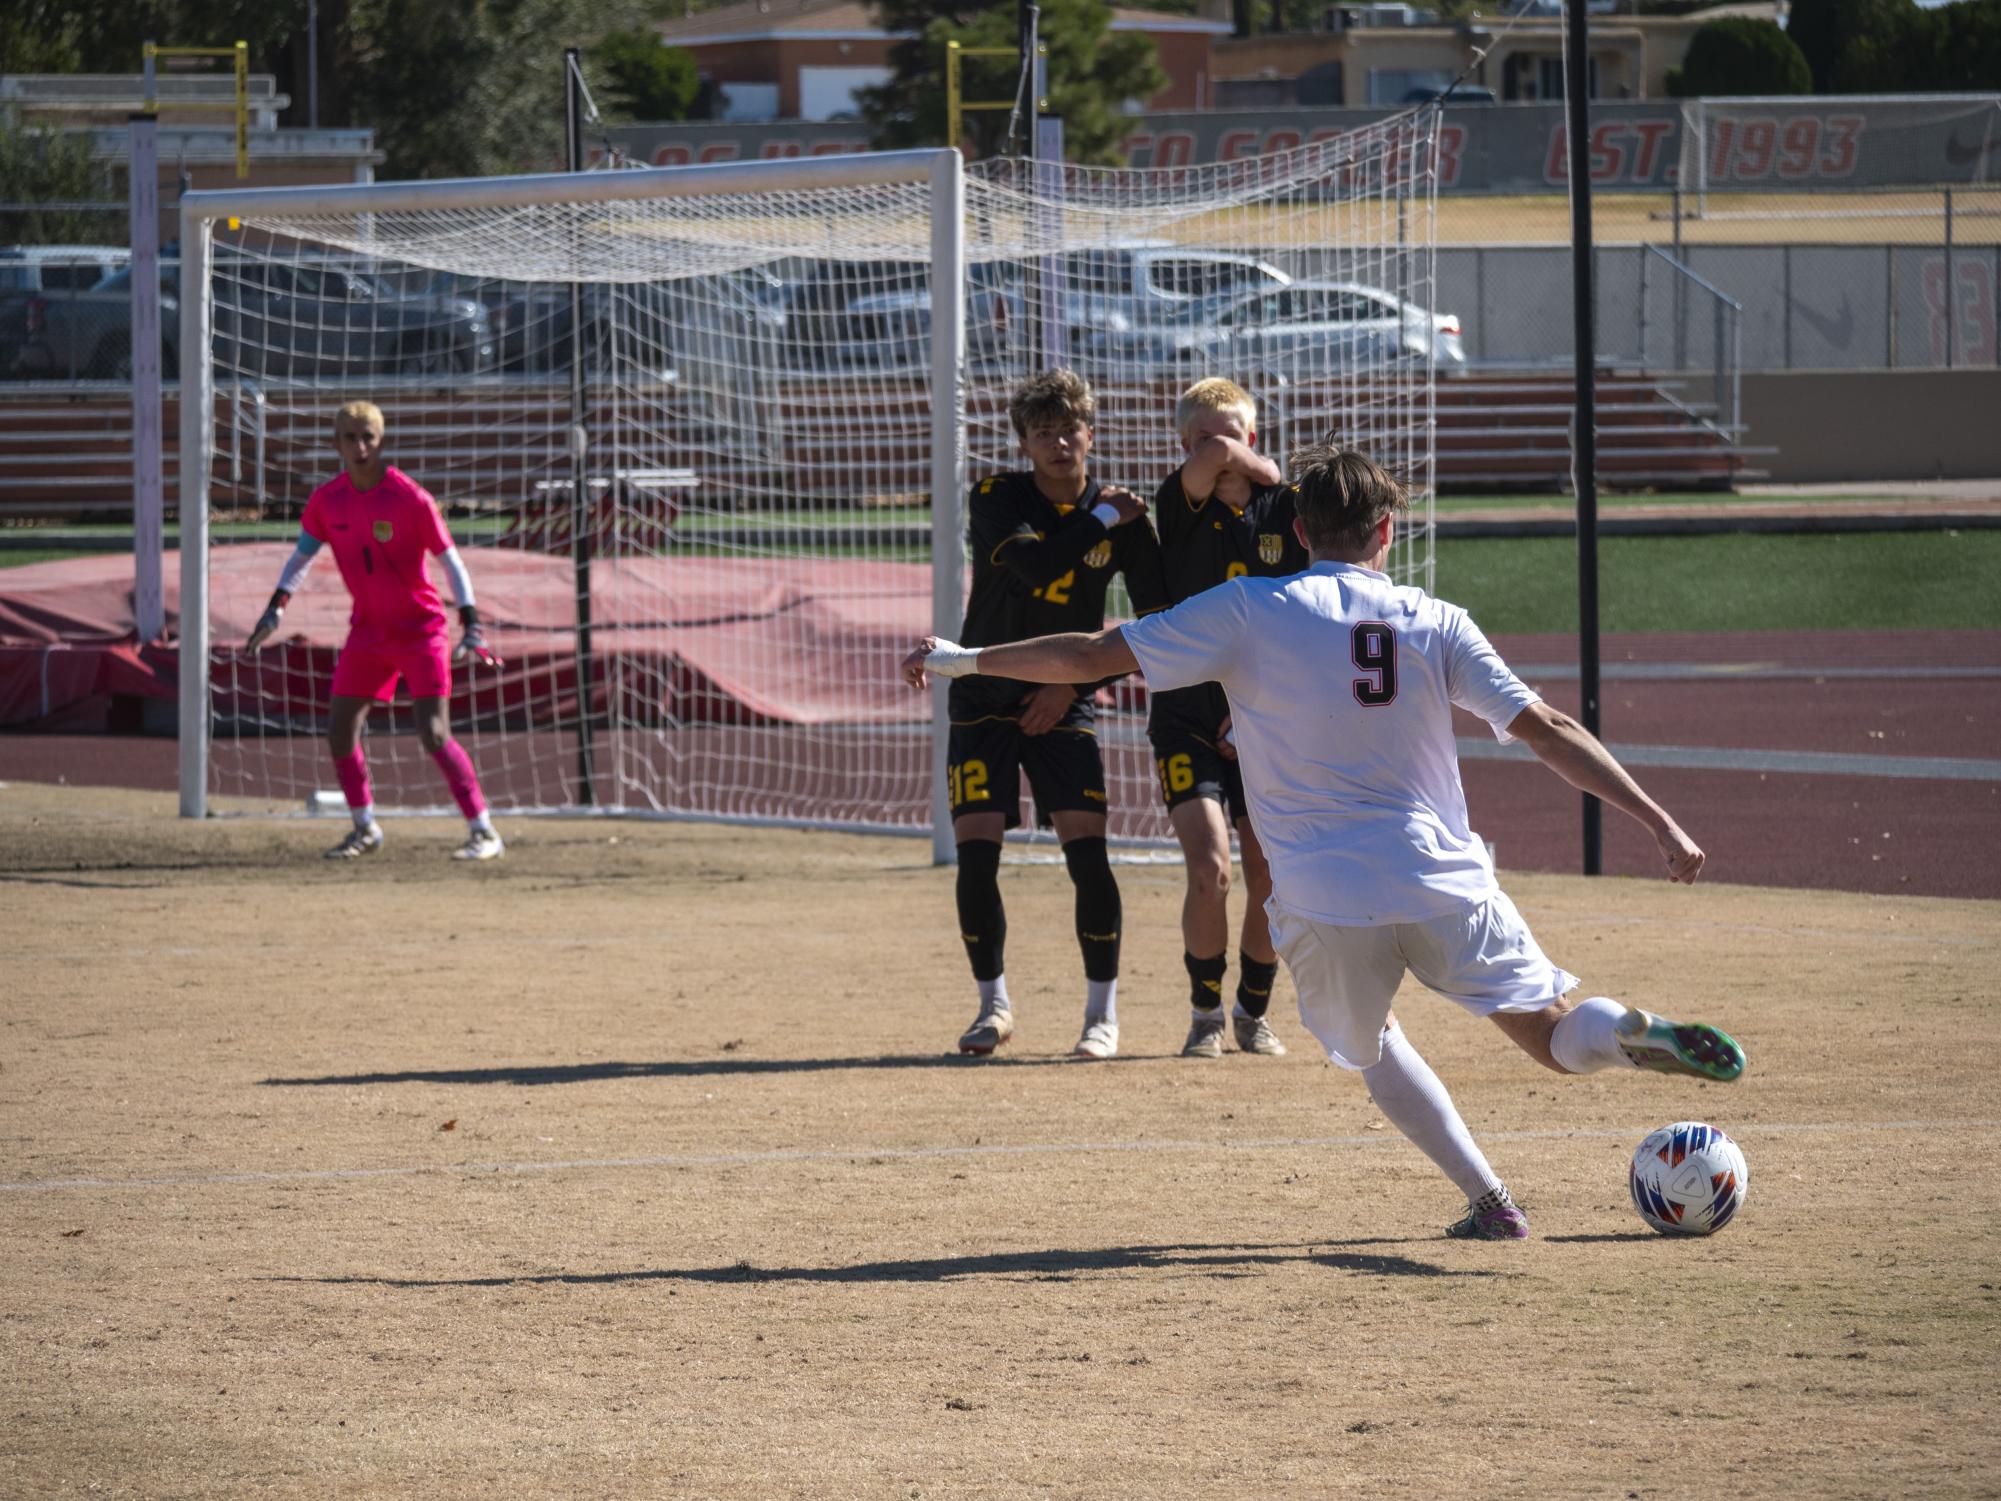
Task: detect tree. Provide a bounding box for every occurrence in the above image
[0,111,115,244]
[1783,0,1914,91]
[1665,17,1810,97]
[596,27,707,121]
[859,0,1167,165]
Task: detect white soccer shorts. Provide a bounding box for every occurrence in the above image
[1266,890,1579,1070]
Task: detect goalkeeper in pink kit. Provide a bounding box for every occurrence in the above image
[247,400,504,861]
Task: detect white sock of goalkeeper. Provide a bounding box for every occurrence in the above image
[1549,995,1640,1074]
[1360,1020,1503,1202]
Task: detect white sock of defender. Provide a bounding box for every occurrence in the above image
[471,810,495,835]
[1549,995,1639,1074]
[1360,1021,1503,1203]
[352,804,376,832]
[1085,978,1117,1027]
[977,976,1010,1013]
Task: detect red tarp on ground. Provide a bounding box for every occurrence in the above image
[0,546,936,729]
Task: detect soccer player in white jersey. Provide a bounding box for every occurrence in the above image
[902,440,1744,1240]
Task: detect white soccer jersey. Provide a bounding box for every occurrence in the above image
[1122,559,1540,926]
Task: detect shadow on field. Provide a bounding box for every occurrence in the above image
[274,1238,1507,1289]
[1542,1232,1665,1244]
[261,1055,1101,1086]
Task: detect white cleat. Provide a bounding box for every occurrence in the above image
[453,827,505,862]
[1232,1012,1288,1056]
[325,823,384,860]
[1071,1020,1119,1060]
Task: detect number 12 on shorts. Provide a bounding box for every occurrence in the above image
[1351,621,1397,706]
[949,760,990,804]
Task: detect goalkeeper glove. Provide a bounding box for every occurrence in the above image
[453,605,502,668]
[245,589,290,652]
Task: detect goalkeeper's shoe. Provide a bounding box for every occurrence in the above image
[325,823,384,860]
[452,827,505,862]
[957,1006,1014,1056]
[1071,1019,1118,1061]
[1614,1007,1745,1082]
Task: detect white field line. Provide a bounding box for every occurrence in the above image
[5,1118,1997,1196]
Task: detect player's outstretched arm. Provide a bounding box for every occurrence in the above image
[900,627,1138,691]
[1505,701,1705,882]
[245,531,324,651]
[1181,435,1282,500]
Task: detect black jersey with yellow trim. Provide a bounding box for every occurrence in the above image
[951,469,1167,717]
[1150,467,1310,607]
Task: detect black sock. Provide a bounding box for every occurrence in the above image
[1236,953,1279,1017]
[1184,951,1227,1012]
[955,840,1005,982]
[1061,836,1120,983]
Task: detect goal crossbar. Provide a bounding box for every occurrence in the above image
[174,148,968,864]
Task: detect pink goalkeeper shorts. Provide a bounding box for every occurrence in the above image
[330,632,453,702]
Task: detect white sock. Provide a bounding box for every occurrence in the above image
[352,803,375,832]
[977,976,1010,1012]
[1086,979,1117,1027]
[1360,1021,1503,1202]
[1549,995,1638,1074]
[471,810,495,835]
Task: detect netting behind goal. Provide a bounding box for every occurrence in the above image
[179,117,1439,845]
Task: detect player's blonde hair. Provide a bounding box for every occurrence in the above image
[332,399,385,435]
[1176,377,1256,440]
[1288,439,1408,556]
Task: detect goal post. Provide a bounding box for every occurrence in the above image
[175,149,968,854]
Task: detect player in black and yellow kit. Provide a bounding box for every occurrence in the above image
[950,369,1168,1061]
[1148,379,1308,1059]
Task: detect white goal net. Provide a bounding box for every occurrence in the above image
[176,115,1441,849]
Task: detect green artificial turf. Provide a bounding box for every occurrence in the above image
[1431,529,2001,634]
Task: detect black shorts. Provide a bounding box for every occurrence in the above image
[1147,687,1248,822]
[947,698,1106,830]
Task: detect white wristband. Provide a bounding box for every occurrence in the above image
[924,641,982,679]
[1090,501,1123,529]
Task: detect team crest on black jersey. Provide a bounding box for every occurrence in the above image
[1083,540,1113,569]
[1258,533,1284,565]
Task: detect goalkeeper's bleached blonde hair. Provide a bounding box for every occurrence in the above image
[1175,377,1257,439]
[332,399,385,434]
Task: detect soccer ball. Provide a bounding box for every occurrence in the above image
[1629,1121,1749,1236]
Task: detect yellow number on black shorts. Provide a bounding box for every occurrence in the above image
[950,759,991,804]
[1156,753,1194,799]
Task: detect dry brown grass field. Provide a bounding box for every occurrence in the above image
[3,782,1998,1499]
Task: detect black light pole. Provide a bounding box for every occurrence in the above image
[564,47,598,806]
[1563,0,1602,875]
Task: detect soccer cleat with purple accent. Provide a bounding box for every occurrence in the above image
[1445,1202,1532,1240]
[1614,1008,1745,1082]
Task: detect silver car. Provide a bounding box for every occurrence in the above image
[1093,279,1468,375]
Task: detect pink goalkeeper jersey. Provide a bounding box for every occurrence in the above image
[300,466,453,645]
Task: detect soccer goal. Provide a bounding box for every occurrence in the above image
[174,115,1440,852]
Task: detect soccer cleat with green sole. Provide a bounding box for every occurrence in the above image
[1614,1008,1746,1082]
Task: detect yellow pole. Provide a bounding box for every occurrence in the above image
[234,40,248,178]
[946,40,961,152]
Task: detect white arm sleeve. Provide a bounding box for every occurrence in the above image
[275,531,321,597]
[438,546,475,610]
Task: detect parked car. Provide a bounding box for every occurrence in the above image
[1086,279,1467,376]
[491,266,787,378]
[788,247,1294,373]
[4,253,497,382]
[0,245,132,380]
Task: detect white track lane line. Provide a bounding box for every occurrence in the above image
[5,1119,1997,1195]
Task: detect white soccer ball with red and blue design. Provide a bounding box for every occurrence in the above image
[1629,1121,1748,1236]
